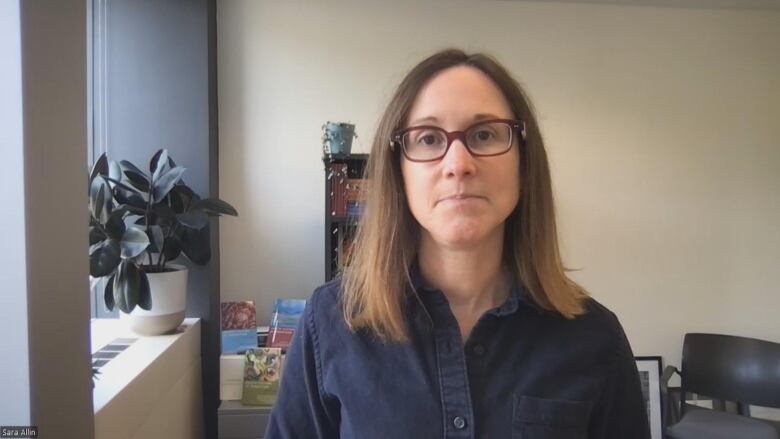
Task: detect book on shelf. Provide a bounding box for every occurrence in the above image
[220,301,258,354]
[220,345,287,402]
[345,178,367,201]
[241,347,282,406]
[266,298,307,349]
[257,325,270,347]
[345,200,364,218]
[345,178,367,218]
[219,354,245,401]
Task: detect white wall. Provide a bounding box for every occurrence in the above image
[218,0,779,379]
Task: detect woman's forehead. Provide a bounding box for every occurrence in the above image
[406,65,513,127]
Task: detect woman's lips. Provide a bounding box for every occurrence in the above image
[437,194,485,206]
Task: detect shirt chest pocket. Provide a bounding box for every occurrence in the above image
[512,395,592,439]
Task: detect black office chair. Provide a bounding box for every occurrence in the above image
[661,333,780,439]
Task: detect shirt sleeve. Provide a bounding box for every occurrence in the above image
[265,291,341,438]
[588,311,651,439]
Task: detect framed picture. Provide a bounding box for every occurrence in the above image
[635,356,663,439]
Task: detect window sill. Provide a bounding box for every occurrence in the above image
[91,318,202,437]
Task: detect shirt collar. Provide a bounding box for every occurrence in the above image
[407,259,528,321]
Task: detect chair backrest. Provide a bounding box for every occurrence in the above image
[681,333,780,410]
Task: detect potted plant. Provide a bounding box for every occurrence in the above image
[88,149,237,335]
[321,121,357,155]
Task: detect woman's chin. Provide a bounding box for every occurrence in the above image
[434,223,491,249]
[419,214,505,250]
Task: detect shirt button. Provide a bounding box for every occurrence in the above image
[472,344,485,356]
[453,416,467,430]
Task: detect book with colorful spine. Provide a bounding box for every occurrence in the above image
[345,178,367,218]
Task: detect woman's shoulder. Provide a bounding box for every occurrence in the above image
[576,295,635,357]
[303,278,348,335]
[579,295,622,328]
[307,278,342,310]
[532,294,631,354]
[567,295,628,337]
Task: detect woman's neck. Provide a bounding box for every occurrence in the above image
[417,229,510,317]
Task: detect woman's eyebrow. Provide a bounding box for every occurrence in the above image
[408,116,439,126]
[472,113,501,122]
[408,113,502,126]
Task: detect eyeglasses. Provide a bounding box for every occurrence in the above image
[390,118,526,162]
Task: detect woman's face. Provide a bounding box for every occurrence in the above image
[400,66,521,250]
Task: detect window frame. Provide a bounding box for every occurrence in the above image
[88,0,117,318]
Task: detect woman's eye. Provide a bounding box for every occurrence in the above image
[413,131,443,147]
[475,130,494,141]
[421,135,438,145]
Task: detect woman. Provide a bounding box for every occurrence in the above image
[267,49,650,439]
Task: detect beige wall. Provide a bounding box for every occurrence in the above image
[218,0,779,380]
[19,0,94,435]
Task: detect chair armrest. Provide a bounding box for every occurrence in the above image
[660,365,681,429]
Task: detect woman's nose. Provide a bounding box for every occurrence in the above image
[441,139,476,178]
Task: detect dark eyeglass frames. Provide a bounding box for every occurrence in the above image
[390,119,526,162]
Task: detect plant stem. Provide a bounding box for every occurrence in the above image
[158,223,179,271]
[146,172,156,269]
[158,239,167,271]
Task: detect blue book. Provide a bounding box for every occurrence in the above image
[346,200,364,218]
[267,299,307,349]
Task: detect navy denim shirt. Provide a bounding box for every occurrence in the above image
[267,269,650,439]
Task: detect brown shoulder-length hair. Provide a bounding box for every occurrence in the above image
[341,48,589,342]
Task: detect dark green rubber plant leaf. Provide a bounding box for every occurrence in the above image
[105,209,127,241]
[152,166,186,203]
[113,260,142,313]
[89,239,121,277]
[112,185,148,210]
[150,149,171,182]
[103,274,115,311]
[181,224,211,265]
[119,160,147,180]
[124,169,150,192]
[177,211,209,230]
[162,236,182,261]
[192,198,238,217]
[108,160,122,181]
[153,204,176,226]
[138,270,152,311]
[90,153,108,180]
[89,176,112,224]
[89,226,106,246]
[120,226,150,259]
[147,225,164,253]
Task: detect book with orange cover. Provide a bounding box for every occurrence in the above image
[345,178,368,201]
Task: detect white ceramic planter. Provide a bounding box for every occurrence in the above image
[120,264,188,336]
